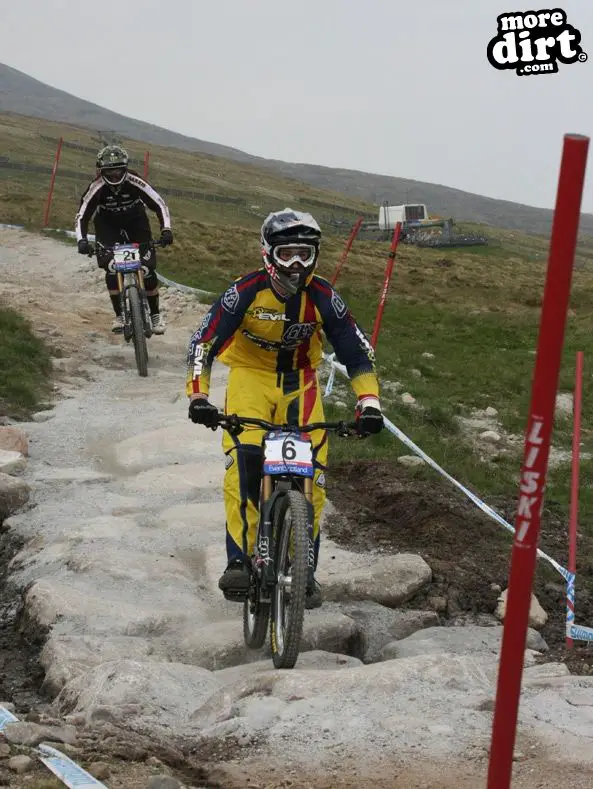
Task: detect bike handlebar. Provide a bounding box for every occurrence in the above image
[86,238,167,257]
[215,413,358,436]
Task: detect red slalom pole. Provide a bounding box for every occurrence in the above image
[370,221,401,349]
[566,350,583,649]
[43,136,63,227]
[331,216,363,286]
[487,134,589,789]
[143,150,150,180]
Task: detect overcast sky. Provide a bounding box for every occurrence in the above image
[1,0,592,212]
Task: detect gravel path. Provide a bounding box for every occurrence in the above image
[2,227,593,788]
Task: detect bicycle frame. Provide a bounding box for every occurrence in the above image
[214,414,357,596]
[105,242,154,340]
[116,264,151,341]
[250,428,317,599]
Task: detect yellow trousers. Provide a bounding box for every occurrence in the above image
[222,366,328,567]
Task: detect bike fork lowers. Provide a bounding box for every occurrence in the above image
[258,475,277,593]
[303,477,315,589]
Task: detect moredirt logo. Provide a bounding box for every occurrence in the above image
[487,8,587,76]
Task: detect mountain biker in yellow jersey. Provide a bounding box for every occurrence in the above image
[186,208,383,608]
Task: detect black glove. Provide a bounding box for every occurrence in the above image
[78,239,90,255]
[188,398,219,428]
[355,399,384,437]
[160,228,173,246]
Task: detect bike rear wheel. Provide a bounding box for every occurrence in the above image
[129,286,148,377]
[270,490,309,669]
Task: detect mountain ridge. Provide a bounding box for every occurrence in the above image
[1,62,592,235]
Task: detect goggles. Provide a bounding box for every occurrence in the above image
[272,244,316,268]
[101,167,126,185]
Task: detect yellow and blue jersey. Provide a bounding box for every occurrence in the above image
[186,269,379,401]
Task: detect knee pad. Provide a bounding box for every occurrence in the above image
[142,246,157,270]
[105,272,118,290]
[143,269,158,291]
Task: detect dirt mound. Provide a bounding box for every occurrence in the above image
[326,458,593,674]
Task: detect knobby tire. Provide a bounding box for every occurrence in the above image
[243,582,270,649]
[129,286,148,377]
[270,490,309,669]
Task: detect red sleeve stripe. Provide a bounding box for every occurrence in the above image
[238,271,266,291]
[310,277,332,297]
[199,306,223,344]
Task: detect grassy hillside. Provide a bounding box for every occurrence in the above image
[3,62,593,235]
[0,112,376,291]
[0,306,53,418]
[1,110,593,564]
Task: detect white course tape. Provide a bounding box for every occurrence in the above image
[37,743,108,789]
[0,705,18,729]
[570,624,593,641]
[0,706,107,789]
[322,354,571,582]
[153,271,214,297]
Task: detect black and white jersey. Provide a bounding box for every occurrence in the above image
[75,170,171,241]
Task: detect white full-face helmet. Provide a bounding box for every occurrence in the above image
[261,208,322,297]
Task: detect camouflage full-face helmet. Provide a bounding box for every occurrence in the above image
[96,144,129,187]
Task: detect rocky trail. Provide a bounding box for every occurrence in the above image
[1,227,593,788]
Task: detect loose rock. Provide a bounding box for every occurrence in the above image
[0,450,27,475]
[555,392,573,417]
[31,411,55,423]
[89,762,111,780]
[147,775,181,789]
[496,589,548,629]
[480,430,501,443]
[397,455,425,468]
[2,721,77,747]
[8,756,34,774]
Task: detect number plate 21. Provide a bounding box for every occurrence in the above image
[263,431,314,478]
[113,244,142,271]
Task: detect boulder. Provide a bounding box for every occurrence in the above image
[316,543,432,607]
[380,625,548,661]
[0,472,30,520]
[0,427,28,456]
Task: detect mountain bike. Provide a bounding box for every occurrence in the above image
[212,413,358,669]
[87,238,166,377]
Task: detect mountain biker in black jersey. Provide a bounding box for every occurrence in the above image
[75,144,173,334]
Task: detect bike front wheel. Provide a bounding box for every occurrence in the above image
[243,577,270,650]
[128,286,148,377]
[270,490,309,669]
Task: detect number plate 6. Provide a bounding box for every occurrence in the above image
[263,431,314,478]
